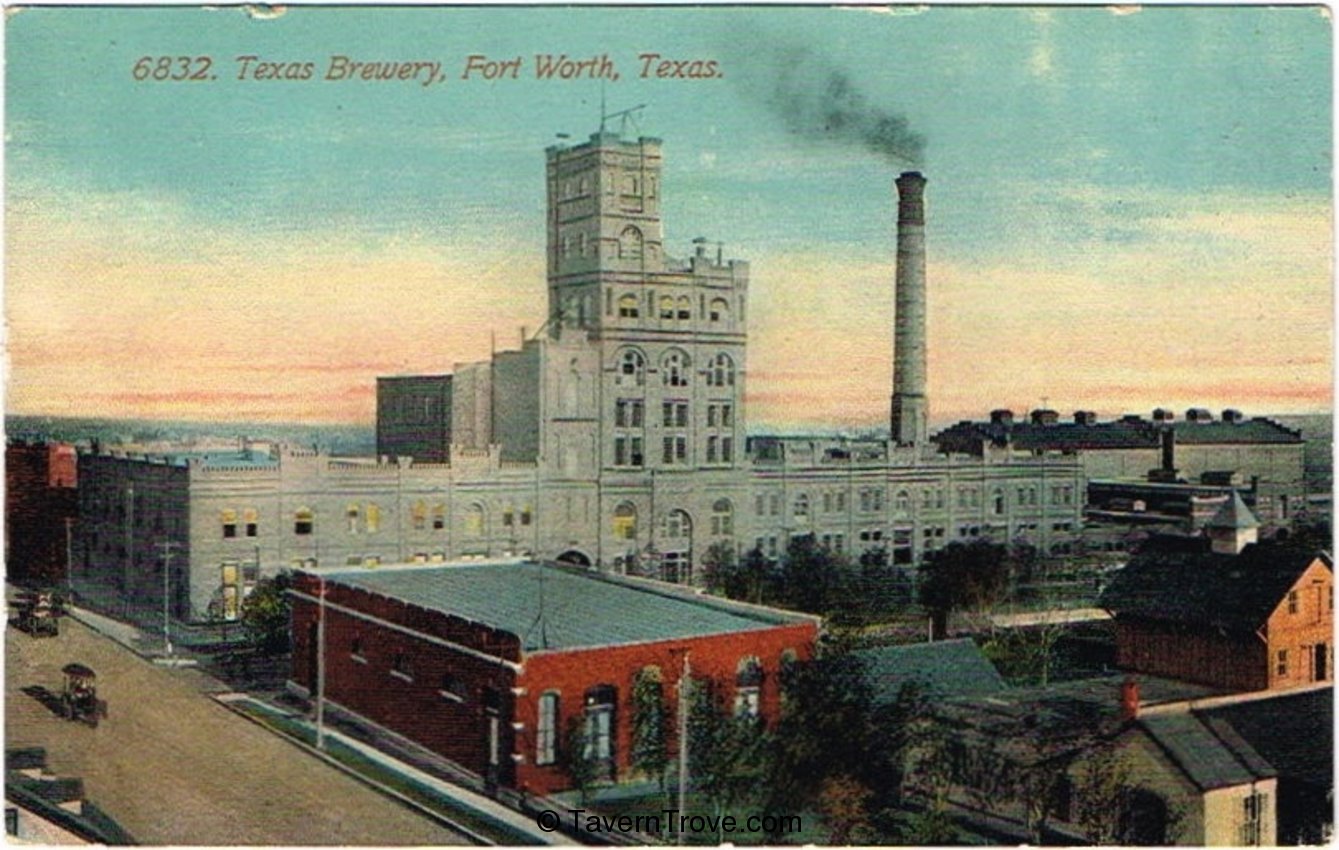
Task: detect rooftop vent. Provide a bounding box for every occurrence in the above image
[1030,409,1059,426]
[1186,408,1213,423]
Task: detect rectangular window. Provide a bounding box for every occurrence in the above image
[1289,590,1299,614]
[630,438,644,468]
[707,405,718,427]
[615,401,628,428]
[662,402,674,427]
[537,692,559,765]
[676,436,687,462]
[1277,649,1289,676]
[722,437,733,462]
[502,509,514,527]
[615,437,628,466]
[836,492,846,512]
[663,437,674,464]
[756,495,765,516]
[223,523,237,538]
[707,436,718,463]
[722,405,733,427]
[1240,792,1266,846]
[676,403,689,428]
[631,401,643,427]
[521,507,532,526]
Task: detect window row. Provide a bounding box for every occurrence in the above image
[612,290,734,324]
[219,508,260,539]
[609,501,734,541]
[615,349,737,389]
[533,656,771,768]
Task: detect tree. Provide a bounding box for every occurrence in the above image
[918,540,1010,638]
[762,639,878,835]
[630,667,670,790]
[778,534,850,615]
[683,677,771,841]
[560,715,599,805]
[818,774,874,843]
[240,571,294,654]
[1073,741,1133,844]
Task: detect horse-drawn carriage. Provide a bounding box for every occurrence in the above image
[14,590,60,637]
[59,663,108,727]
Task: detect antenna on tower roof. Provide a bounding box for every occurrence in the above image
[600,102,646,136]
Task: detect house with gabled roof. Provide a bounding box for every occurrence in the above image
[1099,496,1332,693]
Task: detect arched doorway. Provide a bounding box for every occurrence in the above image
[555,549,592,567]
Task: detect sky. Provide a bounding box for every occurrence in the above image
[6,5,1332,429]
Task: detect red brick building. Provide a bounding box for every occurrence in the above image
[288,561,818,794]
[5,441,78,586]
[1101,537,1332,693]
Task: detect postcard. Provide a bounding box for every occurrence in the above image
[5,5,1332,847]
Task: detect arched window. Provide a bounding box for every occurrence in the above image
[221,509,238,539]
[294,507,314,536]
[346,503,360,534]
[711,499,734,536]
[536,691,559,765]
[895,490,911,513]
[619,225,644,261]
[659,295,675,320]
[662,350,690,388]
[708,353,735,387]
[583,685,617,769]
[794,493,810,519]
[709,298,730,322]
[432,503,446,530]
[735,657,763,717]
[618,293,640,319]
[663,510,692,540]
[464,504,485,537]
[993,489,1006,515]
[366,503,381,534]
[676,296,691,320]
[617,349,646,387]
[242,508,258,537]
[613,502,638,540]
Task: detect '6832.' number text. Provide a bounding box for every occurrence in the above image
[132,56,214,81]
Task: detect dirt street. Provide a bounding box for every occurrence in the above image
[6,618,469,845]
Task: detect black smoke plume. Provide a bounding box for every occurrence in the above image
[757,46,925,167]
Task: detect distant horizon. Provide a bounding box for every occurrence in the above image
[8,407,1331,439]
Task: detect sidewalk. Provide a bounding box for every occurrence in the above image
[215,694,570,846]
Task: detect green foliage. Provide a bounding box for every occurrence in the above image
[763,641,888,836]
[560,715,599,805]
[778,534,851,615]
[240,571,294,654]
[678,677,772,840]
[1073,742,1133,844]
[980,624,1066,686]
[918,540,1012,634]
[630,668,669,787]
[818,774,875,843]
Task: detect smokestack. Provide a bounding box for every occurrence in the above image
[891,171,928,446]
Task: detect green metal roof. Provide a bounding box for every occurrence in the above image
[322,561,810,653]
[855,639,1006,703]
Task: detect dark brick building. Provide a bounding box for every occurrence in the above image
[1100,537,1332,693]
[6,441,78,586]
[288,560,818,794]
[375,374,453,463]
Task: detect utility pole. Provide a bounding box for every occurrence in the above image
[158,540,179,656]
[676,650,691,845]
[63,517,74,599]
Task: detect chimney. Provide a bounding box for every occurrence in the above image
[891,172,928,447]
[1120,677,1140,720]
[1073,410,1097,426]
[989,409,1014,426]
[1030,408,1059,426]
[1160,427,1176,474]
[1152,407,1175,423]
